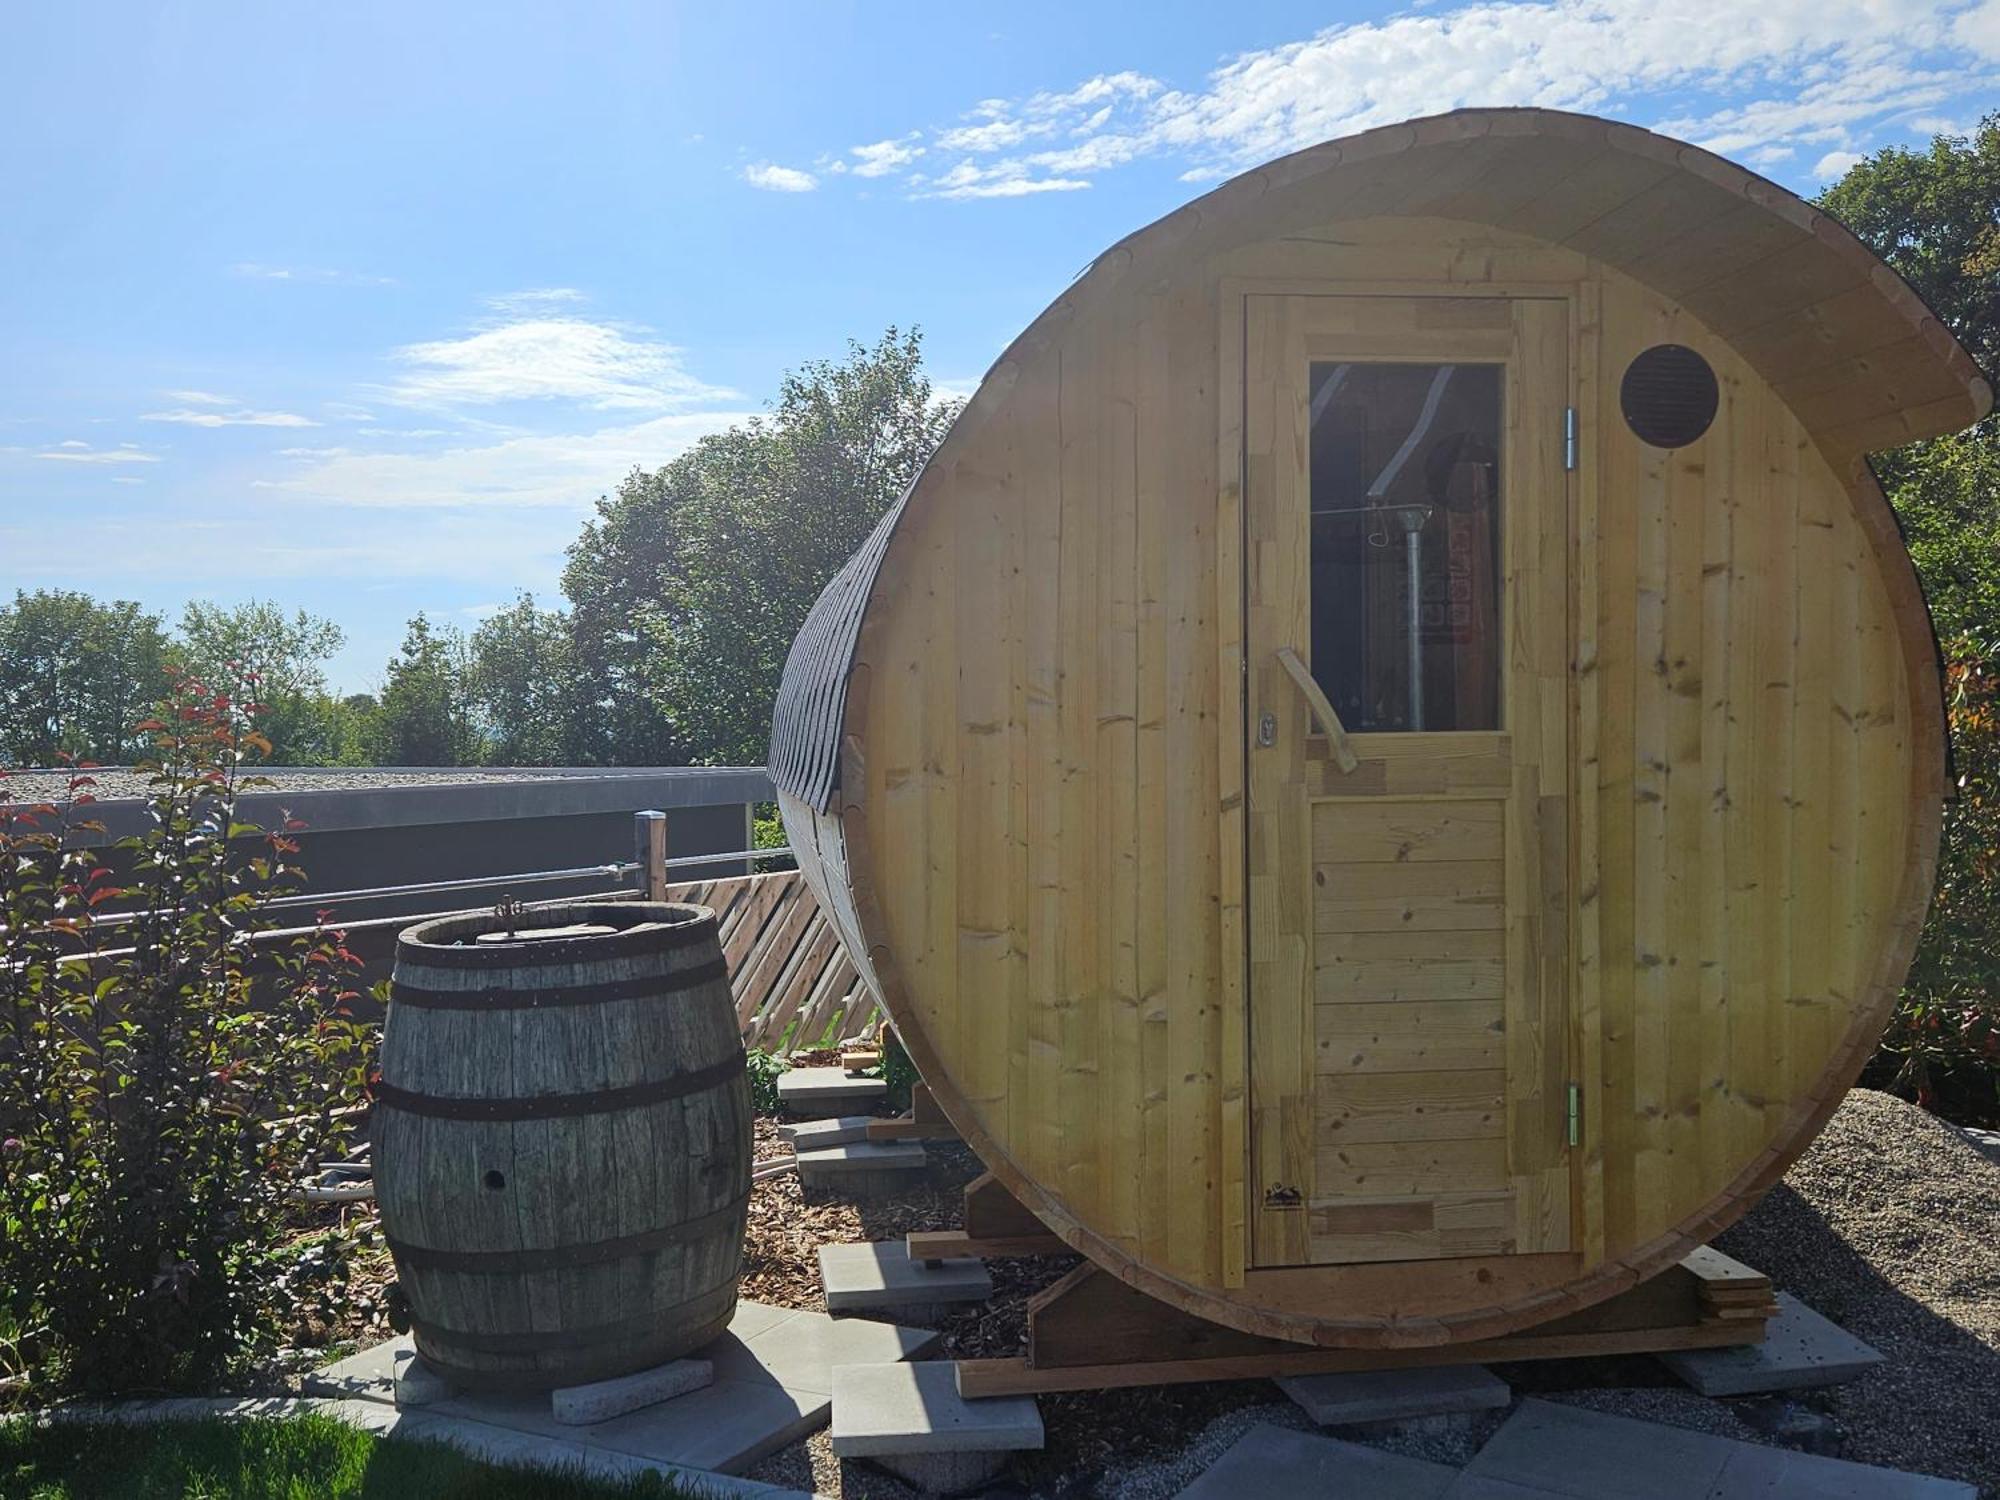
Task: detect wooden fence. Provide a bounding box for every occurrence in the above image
[665,868,876,1051]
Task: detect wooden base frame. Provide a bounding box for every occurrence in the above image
[926,1175,1778,1399]
[907,1171,1068,1261]
[867,1082,963,1144]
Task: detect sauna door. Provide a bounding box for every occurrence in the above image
[1244,294,1572,1269]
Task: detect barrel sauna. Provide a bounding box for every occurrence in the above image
[374,902,751,1389]
[768,108,1993,1348]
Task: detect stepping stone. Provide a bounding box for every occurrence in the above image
[1458,1398,1973,1499]
[1656,1293,1884,1396]
[796,1140,926,1199]
[1461,1399,1737,1500]
[780,1115,876,1149]
[1176,1422,1459,1499]
[1278,1364,1509,1427]
[1706,1440,1975,1498]
[305,1300,937,1476]
[777,1066,887,1119]
[830,1360,1042,1494]
[551,1358,713,1425]
[819,1241,992,1320]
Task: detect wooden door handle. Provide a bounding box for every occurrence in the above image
[1275,647,1359,773]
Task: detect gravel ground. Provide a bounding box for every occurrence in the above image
[742,1088,2000,1497]
[1712,1088,2000,1496]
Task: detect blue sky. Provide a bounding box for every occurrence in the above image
[4,2,1995,693]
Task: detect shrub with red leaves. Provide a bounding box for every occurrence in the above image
[0,670,375,1396]
[1869,650,2000,1125]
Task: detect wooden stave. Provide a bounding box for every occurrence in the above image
[374,902,752,1391]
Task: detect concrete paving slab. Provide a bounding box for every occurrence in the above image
[1462,1399,1735,1499]
[819,1241,992,1313]
[1175,1422,1460,1499]
[1278,1364,1510,1426]
[427,1374,819,1475]
[1708,1442,1975,1498]
[829,1360,1043,1457]
[1657,1293,1884,1396]
[777,1067,888,1118]
[780,1115,877,1149]
[1442,1478,1571,1499]
[305,1300,934,1477]
[709,1304,940,1396]
[795,1140,926,1174]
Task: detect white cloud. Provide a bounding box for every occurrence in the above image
[1814,148,1866,177]
[57,438,88,449]
[110,476,145,486]
[378,317,736,412]
[36,443,160,464]
[919,160,1093,200]
[163,389,232,406]
[486,287,586,314]
[742,162,819,192]
[322,402,378,422]
[848,134,925,177]
[231,262,396,287]
[830,1,1996,200]
[264,410,757,511]
[142,404,318,428]
[1956,0,2000,57]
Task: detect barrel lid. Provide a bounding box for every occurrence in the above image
[473,922,620,944]
[397,901,718,968]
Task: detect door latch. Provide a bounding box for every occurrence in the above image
[1257,711,1277,748]
[1566,1081,1581,1147]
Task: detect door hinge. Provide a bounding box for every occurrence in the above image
[1564,406,1578,471]
[1566,1081,1581,1147]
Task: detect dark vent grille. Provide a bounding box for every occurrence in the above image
[766,483,915,811]
[1620,344,1718,450]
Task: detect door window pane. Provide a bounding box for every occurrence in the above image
[1308,361,1502,732]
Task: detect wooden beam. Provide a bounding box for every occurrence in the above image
[953,1249,1775,1397]
[955,1319,1762,1397]
[906,1229,1070,1261]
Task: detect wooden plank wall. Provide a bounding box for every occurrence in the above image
[857,278,1231,1289]
[1587,270,1912,1251]
[665,870,876,1051]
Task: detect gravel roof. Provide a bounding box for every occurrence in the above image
[0,765,747,805]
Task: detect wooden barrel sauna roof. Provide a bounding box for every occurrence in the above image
[769,105,1994,812]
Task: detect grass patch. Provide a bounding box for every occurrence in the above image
[0,1412,706,1499]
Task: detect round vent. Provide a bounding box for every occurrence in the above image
[1620,345,1718,449]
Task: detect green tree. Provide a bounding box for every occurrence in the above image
[0,590,171,766]
[1823,124,2000,1117]
[1819,114,2000,378]
[563,327,956,766]
[468,593,580,765]
[173,599,347,764]
[368,614,478,765]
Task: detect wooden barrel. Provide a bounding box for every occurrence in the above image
[374,901,751,1391]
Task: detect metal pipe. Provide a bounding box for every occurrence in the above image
[1406,524,1425,730]
[11,846,796,938]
